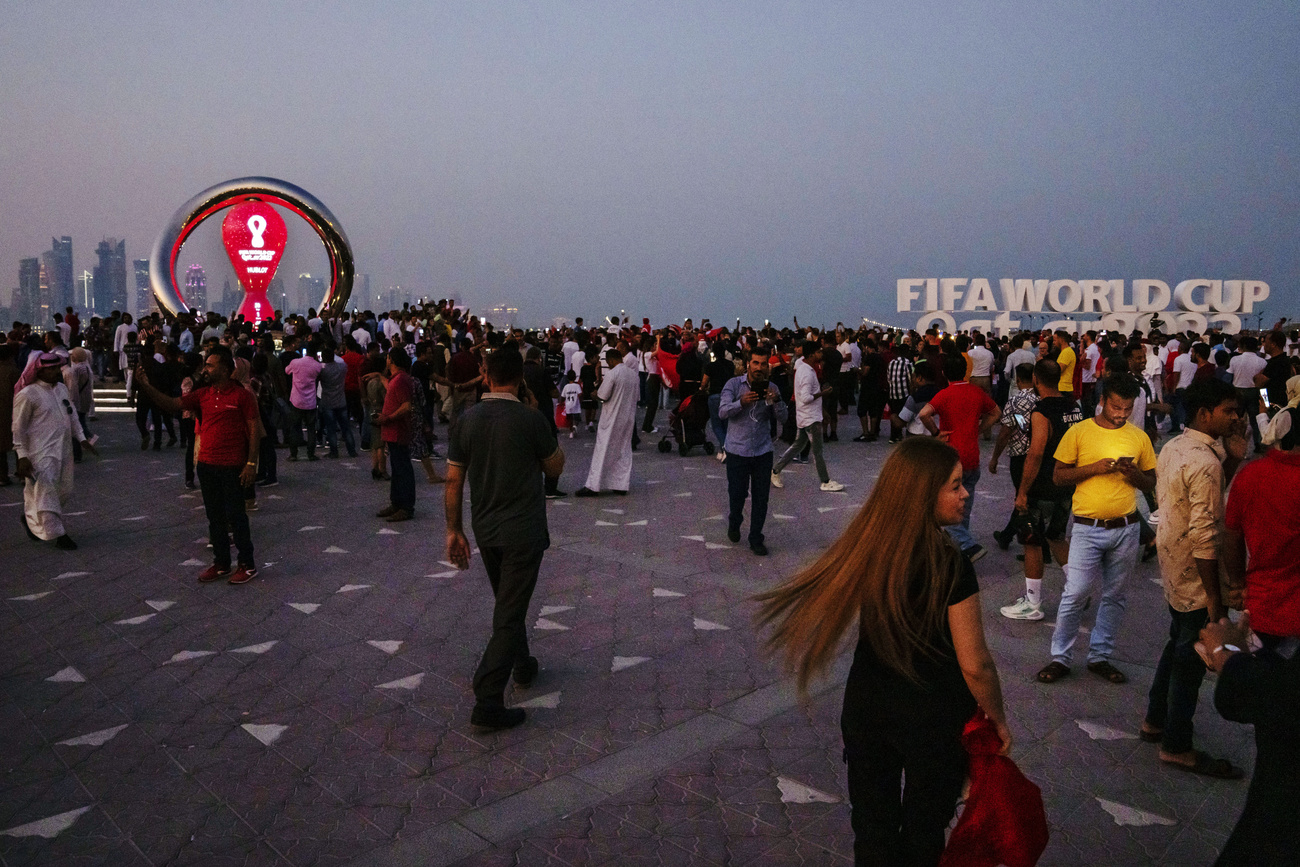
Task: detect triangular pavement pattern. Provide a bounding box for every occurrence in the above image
[287,603,319,614]
[1076,720,1137,741]
[115,614,156,626]
[776,776,841,804]
[231,641,278,655]
[46,667,86,683]
[367,640,403,654]
[539,605,574,616]
[376,673,424,691]
[693,618,729,631]
[166,651,215,665]
[1096,798,1176,827]
[0,806,93,839]
[612,656,651,673]
[57,725,128,747]
[337,584,371,593]
[653,588,685,598]
[9,591,54,601]
[145,600,175,611]
[516,691,561,709]
[323,546,347,554]
[241,723,287,746]
[535,617,570,631]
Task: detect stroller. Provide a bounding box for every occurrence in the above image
[658,391,715,456]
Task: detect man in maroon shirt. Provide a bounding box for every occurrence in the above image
[137,346,261,584]
[376,348,416,522]
[918,353,1000,560]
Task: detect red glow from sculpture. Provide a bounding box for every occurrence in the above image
[221,201,287,325]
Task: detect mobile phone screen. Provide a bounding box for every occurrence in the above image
[1260,387,1271,406]
[1013,414,1029,429]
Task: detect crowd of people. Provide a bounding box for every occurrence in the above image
[5,299,1300,865]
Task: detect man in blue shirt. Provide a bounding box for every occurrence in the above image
[719,351,787,556]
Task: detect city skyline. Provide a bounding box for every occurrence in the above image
[2,4,1298,328]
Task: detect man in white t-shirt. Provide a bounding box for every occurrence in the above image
[1081,331,1101,414]
[381,313,401,342]
[1003,334,1037,379]
[561,335,579,373]
[1228,335,1269,447]
[967,332,996,396]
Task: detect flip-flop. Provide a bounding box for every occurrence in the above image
[1162,751,1245,780]
[1087,661,1128,684]
[1037,661,1071,683]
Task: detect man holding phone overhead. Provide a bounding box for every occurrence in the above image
[1037,373,1156,685]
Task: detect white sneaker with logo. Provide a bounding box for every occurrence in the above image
[820,480,845,493]
[1000,596,1044,621]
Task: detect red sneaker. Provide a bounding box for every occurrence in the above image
[228,566,259,585]
[198,565,231,583]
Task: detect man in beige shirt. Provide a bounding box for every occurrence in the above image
[1142,377,1246,777]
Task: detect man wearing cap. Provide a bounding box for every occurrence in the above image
[12,353,96,550]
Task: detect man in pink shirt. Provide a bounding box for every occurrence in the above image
[285,344,324,461]
[918,353,1000,560]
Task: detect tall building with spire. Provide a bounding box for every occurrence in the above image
[93,239,127,314]
[17,258,41,325]
[184,265,207,312]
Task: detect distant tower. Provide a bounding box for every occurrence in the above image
[184,265,208,312]
[44,237,74,313]
[18,257,41,325]
[297,273,324,314]
[133,258,153,319]
[93,239,127,313]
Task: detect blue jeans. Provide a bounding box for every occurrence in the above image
[1051,521,1141,665]
[726,451,773,545]
[707,393,728,449]
[322,407,358,457]
[946,466,980,550]
[1145,605,1210,754]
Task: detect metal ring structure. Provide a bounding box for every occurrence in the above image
[149,176,353,318]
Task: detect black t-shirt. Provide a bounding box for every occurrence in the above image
[861,351,886,393]
[1262,354,1291,406]
[704,358,734,395]
[447,397,555,549]
[1028,395,1082,501]
[820,349,842,382]
[843,554,979,733]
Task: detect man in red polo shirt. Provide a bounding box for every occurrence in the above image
[137,346,261,584]
[918,353,1000,561]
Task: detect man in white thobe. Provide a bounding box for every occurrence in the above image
[13,353,95,550]
[575,349,638,496]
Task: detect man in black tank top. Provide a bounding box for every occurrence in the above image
[1000,358,1082,621]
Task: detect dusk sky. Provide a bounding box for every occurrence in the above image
[3,2,1297,328]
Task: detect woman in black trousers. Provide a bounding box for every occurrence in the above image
[758,437,1010,866]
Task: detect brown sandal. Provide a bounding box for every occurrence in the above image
[1037,661,1071,683]
[1087,661,1128,684]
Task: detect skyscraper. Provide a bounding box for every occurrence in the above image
[269,276,285,315]
[220,278,240,315]
[92,239,127,314]
[297,273,324,313]
[17,258,41,325]
[133,258,153,319]
[184,265,207,312]
[44,237,74,314]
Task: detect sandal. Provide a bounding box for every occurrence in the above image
[1162,750,1244,780]
[1138,725,1164,743]
[1037,661,1071,683]
[1087,661,1128,684]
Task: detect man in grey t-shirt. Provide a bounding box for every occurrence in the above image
[317,346,356,458]
[446,348,565,731]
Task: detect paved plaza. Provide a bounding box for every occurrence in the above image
[1,412,1251,866]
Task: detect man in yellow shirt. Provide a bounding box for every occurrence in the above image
[1038,374,1156,685]
[1053,330,1077,394]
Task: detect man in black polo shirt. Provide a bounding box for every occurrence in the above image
[446,348,565,730]
[1255,330,1291,408]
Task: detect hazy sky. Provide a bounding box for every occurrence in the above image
[3,2,1297,328]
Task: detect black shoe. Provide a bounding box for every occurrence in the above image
[185,479,197,490]
[962,544,987,563]
[993,529,1012,551]
[20,513,38,541]
[750,541,769,556]
[470,706,527,731]
[513,656,539,687]
[573,487,599,498]
[55,535,78,551]
[727,527,741,544]
[545,489,568,499]
[307,454,320,462]
[612,490,628,496]
[888,436,902,444]
[1142,543,1158,563]
[852,434,869,442]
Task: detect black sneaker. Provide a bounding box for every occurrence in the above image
[962,544,987,563]
[55,534,78,551]
[573,487,599,498]
[992,530,1012,551]
[750,541,769,556]
[470,706,527,731]
[513,656,539,687]
[727,527,741,544]
[545,489,567,499]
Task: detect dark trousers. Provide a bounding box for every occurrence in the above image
[288,406,317,457]
[843,723,967,867]
[181,418,196,483]
[1145,605,1210,754]
[196,463,254,569]
[322,407,358,457]
[135,402,162,446]
[387,442,415,511]
[641,376,662,432]
[726,450,773,545]
[257,431,277,483]
[999,454,1026,537]
[473,543,547,707]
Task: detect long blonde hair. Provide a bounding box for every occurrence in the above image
[755,437,963,691]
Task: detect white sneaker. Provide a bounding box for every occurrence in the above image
[1000,596,1044,621]
[715,450,726,462]
[770,472,784,489]
[820,480,845,492]
[568,430,575,439]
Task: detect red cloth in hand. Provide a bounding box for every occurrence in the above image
[940,712,1048,867]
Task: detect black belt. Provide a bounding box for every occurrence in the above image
[1073,513,1140,529]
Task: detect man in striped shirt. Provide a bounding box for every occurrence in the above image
[886,346,914,444]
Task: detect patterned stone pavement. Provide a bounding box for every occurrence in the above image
[0,412,1251,866]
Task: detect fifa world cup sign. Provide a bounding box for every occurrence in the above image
[149,177,353,325]
[897,277,1269,336]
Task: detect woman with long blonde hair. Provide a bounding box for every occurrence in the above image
[757,436,1010,866]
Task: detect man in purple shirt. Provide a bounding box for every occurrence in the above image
[285,343,324,461]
